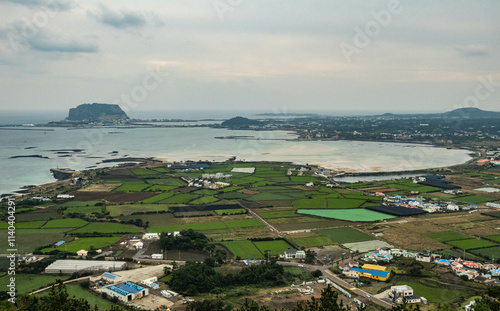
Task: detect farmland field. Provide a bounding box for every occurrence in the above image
[57,201,102,208]
[293,236,335,248]
[326,198,365,209]
[247,192,294,201]
[140,192,175,204]
[292,198,326,209]
[253,240,292,256]
[219,186,244,193]
[41,236,120,253]
[62,205,103,215]
[193,189,218,195]
[395,280,466,303]
[145,177,186,186]
[148,225,184,233]
[426,232,471,242]
[43,218,88,228]
[259,211,299,219]
[221,240,263,259]
[454,195,497,204]
[71,222,141,234]
[446,238,496,250]
[224,219,264,228]
[486,235,500,243]
[183,222,227,231]
[107,204,169,216]
[469,246,500,260]
[0,274,69,295]
[315,227,376,244]
[3,220,46,229]
[215,209,246,215]
[190,196,219,205]
[113,183,151,192]
[131,168,158,175]
[297,209,396,222]
[147,185,178,192]
[0,228,69,254]
[38,284,115,310]
[160,193,199,204]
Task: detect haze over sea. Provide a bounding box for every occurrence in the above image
[0,110,472,195]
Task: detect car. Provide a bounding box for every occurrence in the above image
[366,294,370,298]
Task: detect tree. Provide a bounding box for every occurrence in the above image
[311,270,322,278]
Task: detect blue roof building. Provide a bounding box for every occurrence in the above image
[102,281,149,302]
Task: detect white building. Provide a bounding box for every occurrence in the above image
[101,281,149,303]
[142,233,160,240]
[390,285,421,304]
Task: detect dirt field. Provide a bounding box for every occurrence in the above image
[77,183,119,192]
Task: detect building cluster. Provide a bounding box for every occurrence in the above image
[91,272,157,303]
[388,285,425,304]
[382,194,475,213]
[182,175,230,189]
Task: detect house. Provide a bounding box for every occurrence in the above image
[281,248,306,260]
[101,281,148,303]
[142,233,160,240]
[378,247,391,256]
[57,194,75,199]
[402,251,416,258]
[348,260,359,268]
[151,254,163,260]
[134,242,144,250]
[77,249,88,257]
[416,253,432,263]
[18,254,38,264]
[339,263,350,271]
[343,269,360,278]
[389,285,421,304]
[391,249,402,256]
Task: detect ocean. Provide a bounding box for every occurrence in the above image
[0,110,473,195]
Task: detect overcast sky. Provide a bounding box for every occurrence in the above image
[0,0,499,114]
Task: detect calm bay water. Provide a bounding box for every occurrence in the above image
[0,125,472,195]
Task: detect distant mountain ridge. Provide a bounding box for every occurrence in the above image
[382,108,500,119]
[67,103,129,121]
[221,116,263,128]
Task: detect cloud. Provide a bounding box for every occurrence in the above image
[89,6,147,29]
[3,0,75,11]
[28,32,98,53]
[455,45,489,57]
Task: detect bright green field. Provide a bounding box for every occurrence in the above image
[140,192,175,204]
[446,239,496,250]
[454,195,497,204]
[193,189,218,195]
[71,222,141,234]
[259,211,299,219]
[395,281,466,303]
[315,227,376,244]
[254,240,292,256]
[113,183,151,192]
[131,168,158,175]
[297,209,395,222]
[184,222,227,231]
[219,186,244,193]
[215,209,246,215]
[221,240,263,259]
[224,219,264,228]
[293,236,335,248]
[148,225,184,233]
[0,220,46,229]
[41,236,120,253]
[43,218,88,228]
[426,232,471,242]
[147,185,178,192]
[190,196,219,205]
[247,192,294,201]
[57,201,102,208]
[486,235,500,243]
[0,274,68,295]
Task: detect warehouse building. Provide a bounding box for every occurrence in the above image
[45,260,126,274]
[101,281,149,302]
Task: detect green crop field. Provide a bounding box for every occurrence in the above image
[454,195,497,204]
[426,232,471,242]
[217,192,251,200]
[326,198,366,209]
[292,198,326,209]
[71,222,141,234]
[469,246,500,260]
[486,235,500,243]
[254,240,292,256]
[107,204,169,216]
[293,236,335,248]
[0,228,68,254]
[221,240,263,259]
[193,189,218,195]
[446,239,496,250]
[395,281,466,303]
[190,196,219,205]
[148,225,184,233]
[3,220,46,229]
[131,168,158,175]
[289,176,321,183]
[298,209,396,222]
[228,176,265,185]
[41,236,120,253]
[0,274,69,295]
[215,209,246,215]
[113,183,151,192]
[147,185,178,192]
[247,192,294,201]
[38,284,115,310]
[220,186,244,193]
[62,205,103,215]
[160,193,198,204]
[140,192,175,203]
[184,222,227,231]
[43,218,88,228]
[315,227,376,244]
[152,167,168,173]
[57,201,102,208]
[224,219,264,228]
[259,211,299,219]
[146,178,186,186]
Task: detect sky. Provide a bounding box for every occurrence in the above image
[0,0,499,114]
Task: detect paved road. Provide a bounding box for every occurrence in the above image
[279,262,393,309]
